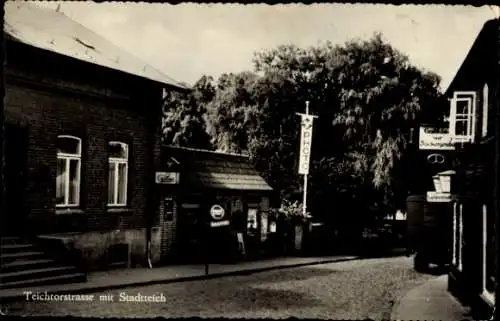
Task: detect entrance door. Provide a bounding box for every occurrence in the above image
[2,123,29,236]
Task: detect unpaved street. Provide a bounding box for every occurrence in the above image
[4,256,434,319]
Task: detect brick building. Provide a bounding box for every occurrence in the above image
[1,3,187,287]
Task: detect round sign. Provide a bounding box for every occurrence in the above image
[210,205,225,220]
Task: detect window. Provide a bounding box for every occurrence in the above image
[56,135,82,207]
[482,83,489,138]
[232,198,243,212]
[247,208,258,230]
[108,142,128,206]
[449,91,476,143]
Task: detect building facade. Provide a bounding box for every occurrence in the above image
[444,18,498,319]
[406,18,498,319]
[156,146,277,263]
[2,2,187,288]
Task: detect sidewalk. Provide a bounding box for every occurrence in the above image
[391,275,472,321]
[0,255,357,302]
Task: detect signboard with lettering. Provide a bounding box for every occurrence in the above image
[298,114,316,174]
[419,127,455,150]
[155,172,179,184]
[426,191,456,203]
[210,220,230,227]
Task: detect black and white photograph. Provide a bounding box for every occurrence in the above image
[0,1,499,320]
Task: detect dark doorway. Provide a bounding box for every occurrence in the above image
[2,123,29,236]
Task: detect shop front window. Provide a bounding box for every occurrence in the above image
[247,208,258,235]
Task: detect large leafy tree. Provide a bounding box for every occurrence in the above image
[161,75,214,149]
[164,33,446,224]
[203,72,262,154]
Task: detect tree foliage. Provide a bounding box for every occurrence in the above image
[161,75,214,149]
[162,33,446,223]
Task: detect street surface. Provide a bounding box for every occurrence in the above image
[4,256,434,319]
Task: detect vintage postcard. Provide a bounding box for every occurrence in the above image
[1,2,498,320]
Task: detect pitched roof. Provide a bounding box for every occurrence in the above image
[163,146,273,192]
[445,19,499,95]
[4,2,188,90]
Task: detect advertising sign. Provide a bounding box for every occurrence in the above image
[426,191,456,203]
[210,204,225,220]
[418,127,455,150]
[155,172,180,184]
[298,114,315,174]
[210,220,230,227]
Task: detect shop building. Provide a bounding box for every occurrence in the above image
[156,146,277,263]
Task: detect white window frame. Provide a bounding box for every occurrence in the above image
[108,141,129,207]
[449,91,476,143]
[481,204,495,306]
[482,84,489,138]
[56,135,82,208]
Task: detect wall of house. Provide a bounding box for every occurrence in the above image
[448,130,496,318]
[4,71,163,269]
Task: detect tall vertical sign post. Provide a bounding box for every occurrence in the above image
[296,101,317,217]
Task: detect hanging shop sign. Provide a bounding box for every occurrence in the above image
[426,191,456,203]
[155,172,180,184]
[209,204,229,227]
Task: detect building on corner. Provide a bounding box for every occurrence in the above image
[2,2,188,288]
[444,18,498,320]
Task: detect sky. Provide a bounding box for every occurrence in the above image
[27,2,497,91]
